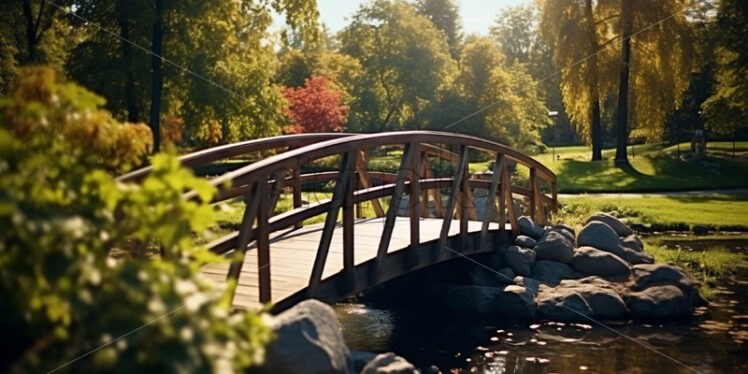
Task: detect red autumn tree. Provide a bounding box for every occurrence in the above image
[283,75,349,133]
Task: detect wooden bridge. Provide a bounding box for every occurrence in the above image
[120,131,557,312]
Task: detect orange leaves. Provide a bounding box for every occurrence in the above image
[282,75,348,133]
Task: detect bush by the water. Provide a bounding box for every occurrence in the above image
[0,69,270,373]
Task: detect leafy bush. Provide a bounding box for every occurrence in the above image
[0,68,270,373]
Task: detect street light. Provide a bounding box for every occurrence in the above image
[548,111,558,162]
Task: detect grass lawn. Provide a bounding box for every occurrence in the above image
[556,194,748,231]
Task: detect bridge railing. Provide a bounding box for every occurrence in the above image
[173,131,557,305]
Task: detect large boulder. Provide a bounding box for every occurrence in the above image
[626,285,694,321]
[619,248,654,265]
[586,212,634,236]
[352,351,378,373]
[558,277,629,320]
[261,299,353,374]
[632,263,699,291]
[361,353,420,374]
[496,284,537,320]
[514,235,537,248]
[503,245,536,276]
[577,221,626,256]
[536,289,594,322]
[552,223,576,238]
[534,231,574,264]
[547,225,576,243]
[518,216,546,239]
[571,246,631,277]
[531,260,577,283]
[441,285,503,316]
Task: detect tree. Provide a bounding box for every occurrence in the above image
[540,0,615,160]
[0,68,271,373]
[415,0,463,58]
[339,0,457,132]
[610,0,696,162]
[283,75,349,133]
[702,0,748,140]
[490,5,536,65]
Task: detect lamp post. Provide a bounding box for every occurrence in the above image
[548,111,558,161]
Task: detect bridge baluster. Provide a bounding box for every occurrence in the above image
[376,143,417,261]
[501,162,519,236]
[480,153,504,248]
[409,143,423,246]
[438,145,469,250]
[354,149,385,218]
[226,182,261,303]
[257,180,271,303]
[343,150,356,272]
[308,151,356,295]
[292,166,302,229]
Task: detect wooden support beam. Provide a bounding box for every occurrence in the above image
[226,183,261,290]
[355,150,385,218]
[292,166,302,229]
[376,143,416,260]
[420,158,431,218]
[308,152,355,294]
[257,181,271,303]
[343,151,355,272]
[409,144,424,246]
[438,145,469,248]
[480,154,503,248]
[531,168,546,226]
[268,169,285,217]
[529,168,537,222]
[502,164,519,236]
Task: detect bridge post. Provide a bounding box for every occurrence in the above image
[409,143,422,246]
[438,145,468,251]
[292,166,302,229]
[226,182,261,304]
[257,180,271,303]
[480,153,503,249]
[343,151,356,271]
[376,143,416,260]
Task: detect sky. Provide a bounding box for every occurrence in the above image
[276,0,533,36]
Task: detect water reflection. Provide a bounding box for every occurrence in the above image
[334,237,748,373]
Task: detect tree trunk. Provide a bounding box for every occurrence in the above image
[614,0,633,163]
[21,0,40,62]
[117,11,139,123]
[149,0,164,152]
[584,0,602,161]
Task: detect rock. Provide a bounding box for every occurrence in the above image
[586,212,634,236]
[547,226,576,243]
[693,225,709,236]
[626,285,694,321]
[571,246,631,277]
[423,365,440,374]
[467,266,515,286]
[534,231,574,264]
[513,276,544,294]
[514,235,537,248]
[577,221,626,257]
[632,263,698,291]
[536,289,594,322]
[621,234,644,252]
[619,247,654,265]
[262,299,352,374]
[361,353,420,374]
[352,351,378,373]
[441,285,503,316]
[503,245,536,276]
[552,223,576,238]
[531,260,577,283]
[518,216,546,239]
[558,277,629,320]
[496,284,537,320]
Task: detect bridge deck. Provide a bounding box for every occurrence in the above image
[202,217,502,310]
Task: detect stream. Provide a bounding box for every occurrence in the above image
[334,237,748,373]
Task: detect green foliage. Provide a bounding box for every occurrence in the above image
[0,69,270,372]
[415,0,463,58]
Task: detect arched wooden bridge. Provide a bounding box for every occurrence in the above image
[120,131,557,312]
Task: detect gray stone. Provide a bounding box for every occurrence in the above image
[552,223,576,238]
[531,260,578,283]
[352,351,378,373]
[619,247,654,265]
[534,231,574,264]
[503,245,536,276]
[496,284,537,320]
[536,289,594,322]
[514,235,537,248]
[621,234,644,252]
[558,277,629,320]
[632,263,698,291]
[441,285,503,316]
[513,276,544,294]
[361,353,419,374]
[262,299,353,374]
[586,212,634,236]
[577,221,626,257]
[546,226,575,244]
[518,216,546,239]
[626,285,694,321]
[571,246,631,277]
[467,266,515,286]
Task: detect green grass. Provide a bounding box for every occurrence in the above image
[642,238,745,299]
[555,194,748,232]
